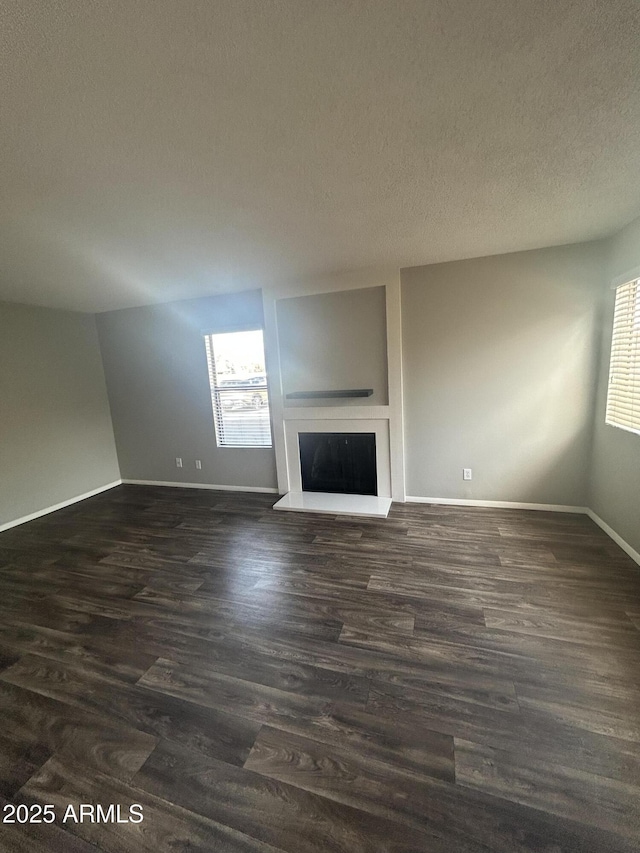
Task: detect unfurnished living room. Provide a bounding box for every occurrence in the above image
[1,2,640,851]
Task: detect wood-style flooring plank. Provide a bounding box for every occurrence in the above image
[18,755,285,853]
[138,657,455,781]
[133,738,461,853]
[0,656,260,769]
[0,793,101,853]
[455,738,640,840]
[244,725,637,853]
[0,679,157,783]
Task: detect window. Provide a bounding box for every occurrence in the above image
[204,329,272,447]
[606,278,640,435]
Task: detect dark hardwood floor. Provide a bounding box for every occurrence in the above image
[0,484,639,852]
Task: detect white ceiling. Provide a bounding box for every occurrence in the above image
[2,1,640,313]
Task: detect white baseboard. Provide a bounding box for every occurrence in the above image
[405,495,587,513]
[0,480,123,533]
[586,509,640,567]
[121,479,279,494]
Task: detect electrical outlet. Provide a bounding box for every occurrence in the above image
[175,457,183,468]
[463,468,472,480]
[195,460,202,470]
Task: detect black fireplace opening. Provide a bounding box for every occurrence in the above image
[298,432,377,496]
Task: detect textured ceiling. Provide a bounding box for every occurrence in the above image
[2,0,640,312]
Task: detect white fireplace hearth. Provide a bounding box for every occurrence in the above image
[273,490,392,517]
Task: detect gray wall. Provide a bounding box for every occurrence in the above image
[589,215,640,555]
[97,291,277,490]
[0,302,120,527]
[401,243,605,505]
[277,286,388,407]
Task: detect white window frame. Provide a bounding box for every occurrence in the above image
[605,277,640,436]
[204,328,272,448]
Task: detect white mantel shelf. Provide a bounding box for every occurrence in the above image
[273,492,392,518]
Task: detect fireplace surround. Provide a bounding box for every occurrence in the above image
[273,415,393,517]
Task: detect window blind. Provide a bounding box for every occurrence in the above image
[606,278,640,434]
[204,331,272,448]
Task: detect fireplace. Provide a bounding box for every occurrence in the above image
[274,417,392,517]
[299,432,377,496]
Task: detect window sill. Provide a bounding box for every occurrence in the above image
[605,421,640,438]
